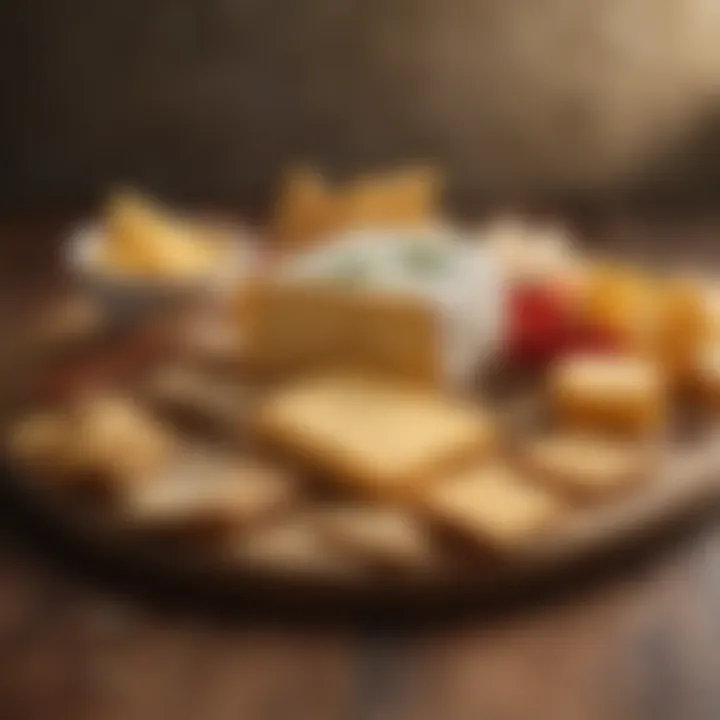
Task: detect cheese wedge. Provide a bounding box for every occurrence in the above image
[102,190,218,277]
[246,229,503,388]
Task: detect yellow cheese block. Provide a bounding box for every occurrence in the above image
[101,190,218,278]
[550,355,667,436]
[244,282,443,384]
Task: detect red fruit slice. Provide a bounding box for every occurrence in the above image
[506,281,619,367]
[506,282,568,362]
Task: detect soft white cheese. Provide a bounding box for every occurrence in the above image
[276,228,505,388]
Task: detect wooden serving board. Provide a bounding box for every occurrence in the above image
[3,298,720,617]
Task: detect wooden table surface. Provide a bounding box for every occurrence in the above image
[3,214,720,720]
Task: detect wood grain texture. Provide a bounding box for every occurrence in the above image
[2,524,720,719]
[1,216,720,720]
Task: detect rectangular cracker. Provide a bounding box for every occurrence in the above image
[521,433,652,501]
[122,452,296,532]
[255,374,494,498]
[314,507,438,572]
[232,515,359,581]
[424,463,564,553]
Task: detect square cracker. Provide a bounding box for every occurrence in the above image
[255,374,494,498]
[424,463,564,552]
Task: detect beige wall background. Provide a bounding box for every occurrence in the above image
[4,0,720,215]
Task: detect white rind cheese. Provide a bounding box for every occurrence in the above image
[261,228,505,388]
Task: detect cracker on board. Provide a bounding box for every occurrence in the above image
[233,515,359,581]
[423,462,565,553]
[7,397,175,491]
[314,507,438,572]
[255,373,494,499]
[121,452,296,533]
[521,433,652,501]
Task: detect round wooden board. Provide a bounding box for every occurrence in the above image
[4,300,720,619]
[3,436,720,620]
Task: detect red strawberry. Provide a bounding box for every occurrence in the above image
[506,281,618,367]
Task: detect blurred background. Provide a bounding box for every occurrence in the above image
[3,0,720,217]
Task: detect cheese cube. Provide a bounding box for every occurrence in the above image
[550,355,666,435]
[7,399,174,489]
[245,229,504,388]
[255,374,494,499]
[424,463,564,552]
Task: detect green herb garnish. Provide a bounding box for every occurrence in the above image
[401,241,446,276]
